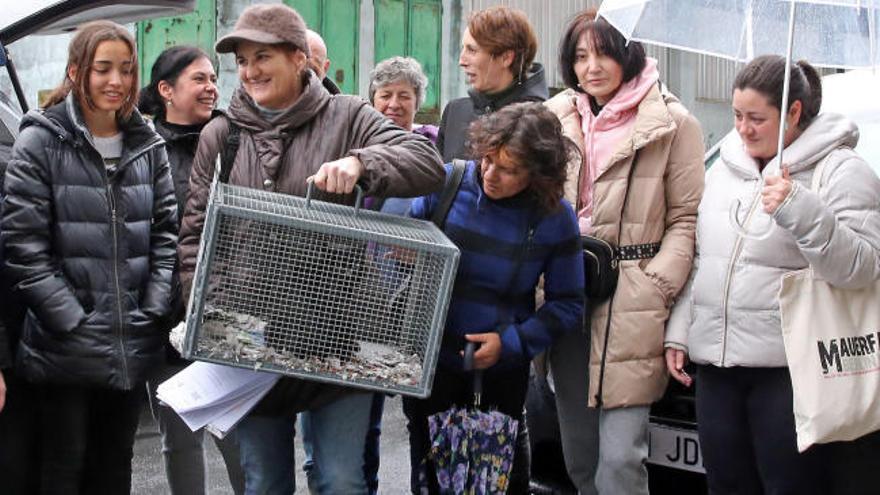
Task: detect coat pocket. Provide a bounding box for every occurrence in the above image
[626,263,672,310]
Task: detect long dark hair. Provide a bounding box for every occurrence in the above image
[43,20,139,119]
[733,55,822,130]
[468,102,577,212]
[138,45,211,120]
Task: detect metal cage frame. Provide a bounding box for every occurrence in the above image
[183,179,460,398]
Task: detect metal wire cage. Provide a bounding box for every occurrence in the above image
[183,180,460,398]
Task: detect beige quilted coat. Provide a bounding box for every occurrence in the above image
[546,85,705,408]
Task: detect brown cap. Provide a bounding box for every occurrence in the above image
[215,4,310,55]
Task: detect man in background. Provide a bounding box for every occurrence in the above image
[307,29,340,95]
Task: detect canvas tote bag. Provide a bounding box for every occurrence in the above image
[779,156,880,452]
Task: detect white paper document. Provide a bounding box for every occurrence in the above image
[156,361,280,438]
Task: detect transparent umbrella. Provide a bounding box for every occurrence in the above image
[598,0,879,238]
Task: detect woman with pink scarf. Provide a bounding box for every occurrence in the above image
[545,9,705,494]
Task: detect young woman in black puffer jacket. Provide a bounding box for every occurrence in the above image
[1,21,177,494]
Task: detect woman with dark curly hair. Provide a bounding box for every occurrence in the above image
[403,102,585,494]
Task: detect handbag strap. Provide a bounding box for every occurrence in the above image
[431,159,467,228]
[595,148,640,408]
[616,148,641,248]
[810,152,835,193]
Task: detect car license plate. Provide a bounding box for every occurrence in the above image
[647,424,705,473]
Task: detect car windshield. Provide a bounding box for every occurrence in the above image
[821,70,880,177]
[0,1,60,32]
[854,121,880,176]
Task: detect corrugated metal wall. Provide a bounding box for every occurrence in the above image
[695,54,836,103]
[697,55,741,102]
[465,0,599,89]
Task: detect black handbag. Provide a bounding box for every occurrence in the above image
[581,149,660,305]
[581,235,619,301]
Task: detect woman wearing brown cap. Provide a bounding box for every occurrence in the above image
[176,4,444,495]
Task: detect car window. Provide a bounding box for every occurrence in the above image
[0,67,20,147]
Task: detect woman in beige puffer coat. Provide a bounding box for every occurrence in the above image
[544,10,704,495]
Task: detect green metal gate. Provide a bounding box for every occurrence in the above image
[286,0,361,95]
[136,0,217,82]
[135,0,443,121]
[374,0,442,122]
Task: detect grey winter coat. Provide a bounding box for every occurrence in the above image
[665,113,880,367]
[2,95,178,389]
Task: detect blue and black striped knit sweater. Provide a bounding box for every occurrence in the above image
[410,161,585,372]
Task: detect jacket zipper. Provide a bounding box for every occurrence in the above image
[594,149,640,407]
[720,187,762,367]
[77,124,161,388]
[107,182,130,387]
[594,290,616,407]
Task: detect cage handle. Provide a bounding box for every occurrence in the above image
[305,178,365,216]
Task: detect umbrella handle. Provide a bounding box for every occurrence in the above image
[728,196,774,241]
[463,341,484,407]
[463,341,477,371]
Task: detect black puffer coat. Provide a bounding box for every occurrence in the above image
[2,95,178,390]
[154,111,223,223]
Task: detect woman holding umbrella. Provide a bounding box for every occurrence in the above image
[545,9,705,494]
[664,55,880,494]
[403,102,585,494]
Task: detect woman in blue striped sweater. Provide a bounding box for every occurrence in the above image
[403,102,585,494]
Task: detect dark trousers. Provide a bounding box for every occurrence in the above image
[147,361,246,495]
[695,365,824,495]
[402,364,531,495]
[34,382,144,495]
[0,371,41,494]
[364,393,385,495]
[810,425,880,495]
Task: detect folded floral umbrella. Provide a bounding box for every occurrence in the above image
[598,0,879,238]
[426,343,518,494]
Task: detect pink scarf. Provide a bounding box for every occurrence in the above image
[575,58,659,233]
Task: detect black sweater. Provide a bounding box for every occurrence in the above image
[436,63,549,162]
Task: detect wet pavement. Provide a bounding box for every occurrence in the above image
[130,396,411,494]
